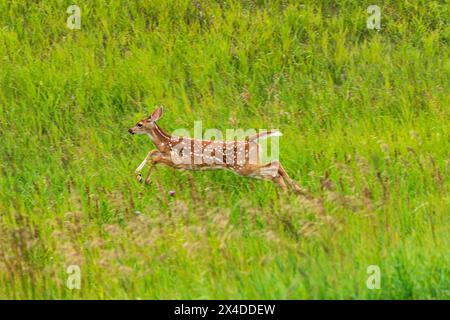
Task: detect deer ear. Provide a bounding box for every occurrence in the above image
[150,106,163,122]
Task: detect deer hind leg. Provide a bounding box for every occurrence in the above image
[275,161,305,195]
[255,160,302,194]
[272,174,288,192]
[247,160,288,192]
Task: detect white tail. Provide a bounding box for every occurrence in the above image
[248,130,282,141]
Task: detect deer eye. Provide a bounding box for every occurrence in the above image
[137,123,143,128]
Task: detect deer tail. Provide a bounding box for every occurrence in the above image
[248,130,282,141]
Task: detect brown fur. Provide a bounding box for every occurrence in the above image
[129,106,303,194]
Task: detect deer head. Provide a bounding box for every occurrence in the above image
[128,106,164,135]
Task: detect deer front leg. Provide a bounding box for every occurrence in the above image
[135,150,160,182]
[144,159,157,185]
[144,156,174,184]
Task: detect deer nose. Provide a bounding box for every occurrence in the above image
[128,129,135,135]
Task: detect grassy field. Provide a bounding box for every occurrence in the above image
[0,0,448,299]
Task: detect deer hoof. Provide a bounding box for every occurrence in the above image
[136,174,143,183]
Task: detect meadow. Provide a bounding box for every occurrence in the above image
[0,0,448,299]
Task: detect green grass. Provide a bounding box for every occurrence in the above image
[0,0,448,299]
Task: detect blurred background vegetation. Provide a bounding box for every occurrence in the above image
[0,0,448,299]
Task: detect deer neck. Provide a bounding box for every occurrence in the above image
[147,123,171,151]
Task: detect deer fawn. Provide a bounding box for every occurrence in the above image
[128,106,303,193]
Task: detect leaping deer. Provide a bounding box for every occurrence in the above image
[128,106,303,193]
